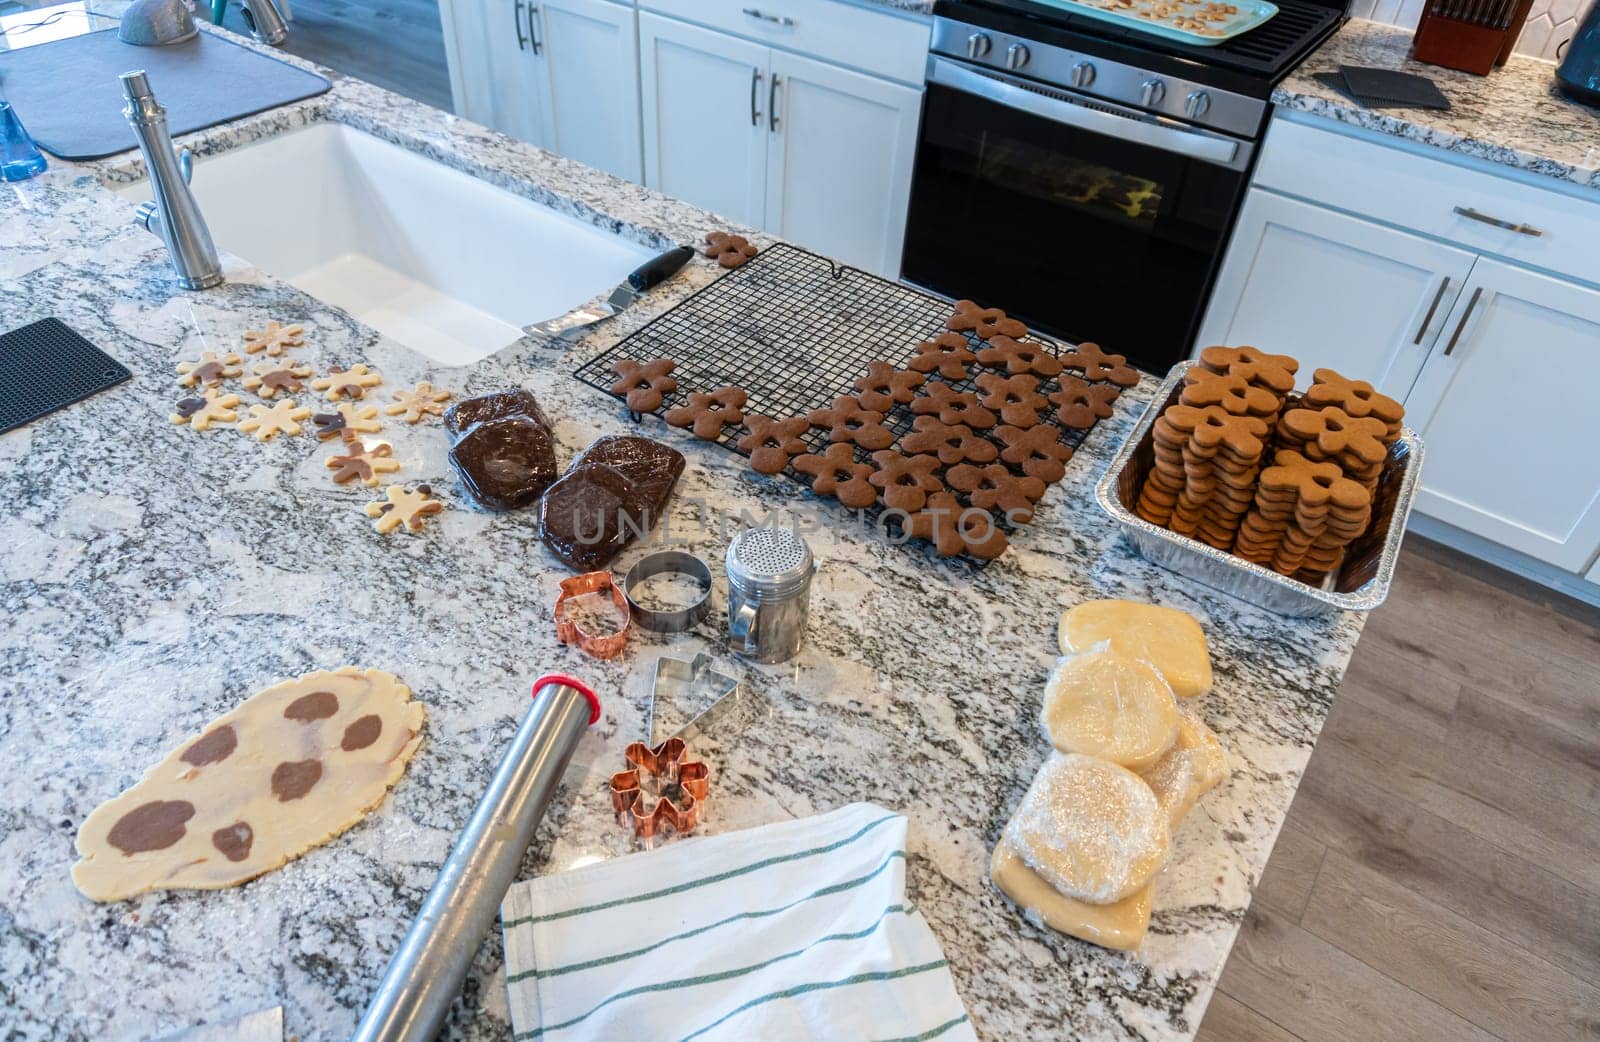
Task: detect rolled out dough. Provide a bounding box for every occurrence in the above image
[73,666,424,902]
[1041,647,1180,770]
[1139,704,1229,829]
[1057,599,1213,698]
[990,838,1152,951]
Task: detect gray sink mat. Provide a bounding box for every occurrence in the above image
[0,28,330,161]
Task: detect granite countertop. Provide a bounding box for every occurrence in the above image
[1274,17,1600,192]
[1,22,1363,1042]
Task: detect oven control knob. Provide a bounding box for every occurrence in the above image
[1005,42,1030,70]
[1184,90,1212,118]
[966,32,992,60]
[1139,78,1167,107]
[1069,61,1096,88]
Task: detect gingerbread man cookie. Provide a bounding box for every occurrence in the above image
[976,336,1064,379]
[975,373,1048,428]
[385,382,452,424]
[176,351,243,388]
[792,443,877,509]
[737,415,811,474]
[911,383,998,429]
[806,396,894,451]
[241,321,305,358]
[907,332,978,381]
[907,492,1009,560]
[170,390,240,432]
[1049,377,1120,429]
[326,441,401,486]
[853,362,925,413]
[665,387,749,440]
[946,463,1046,523]
[609,358,679,413]
[995,425,1075,484]
[242,360,313,399]
[312,364,383,402]
[312,403,383,442]
[237,399,312,441]
[1061,342,1139,387]
[947,299,1026,340]
[704,232,759,269]
[365,484,444,534]
[868,450,944,513]
[900,415,999,465]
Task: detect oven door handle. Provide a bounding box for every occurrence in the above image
[927,56,1243,168]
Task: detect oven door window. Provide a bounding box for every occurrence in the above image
[902,80,1246,372]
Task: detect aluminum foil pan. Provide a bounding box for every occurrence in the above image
[1095,362,1425,617]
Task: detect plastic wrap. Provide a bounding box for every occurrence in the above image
[1040,645,1180,770]
[447,417,559,511]
[538,463,645,572]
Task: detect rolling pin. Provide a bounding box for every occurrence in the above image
[350,673,602,1042]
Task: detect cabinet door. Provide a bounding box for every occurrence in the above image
[638,13,767,227]
[763,49,921,276]
[1405,258,1600,571]
[533,0,642,183]
[1197,190,1476,398]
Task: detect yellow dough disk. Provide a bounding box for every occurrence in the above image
[1005,752,1170,905]
[1057,599,1213,698]
[1042,647,1180,770]
[1139,704,1229,829]
[72,667,424,902]
[990,838,1152,951]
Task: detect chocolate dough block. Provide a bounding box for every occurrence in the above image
[448,416,559,511]
[572,435,685,526]
[444,388,552,442]
[539,462,648,571]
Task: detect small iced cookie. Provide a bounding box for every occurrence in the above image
[1042,647,1179,770]
[1056,599,1213,698]
[1005,752,1169,905]
[1139,704,1228,829]
[72,667,425,902]
[990,838,1152,951]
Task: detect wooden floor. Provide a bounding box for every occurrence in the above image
[1198,537,1600,1042]
[221,0,452,111]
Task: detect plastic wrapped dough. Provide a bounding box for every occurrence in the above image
[1041,645,1180,770]
[1057,599,1213,698]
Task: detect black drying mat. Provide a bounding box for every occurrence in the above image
[0,318,132,435]
[572,243,1131,561]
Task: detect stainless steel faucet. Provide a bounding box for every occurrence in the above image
[120,70,223,291]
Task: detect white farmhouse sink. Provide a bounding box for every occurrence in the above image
[114,122,654,366]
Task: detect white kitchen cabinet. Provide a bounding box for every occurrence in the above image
[764,49,921,275]
[1198,189,1475,398]
[1402,258,1600,572]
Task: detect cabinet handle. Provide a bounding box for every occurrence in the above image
[514,0,527,50]
[750,67,763,126]
[1443,286,1483,357]
[1452,205,1542,238]
[741,6,796,26]
[769,74,781,133]
[1413,275,1450,345]
[527,4,541,54]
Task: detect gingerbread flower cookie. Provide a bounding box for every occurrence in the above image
[868,450,944,513]
[176,350,243,388]
[385,382,452,424]
[241,321,305,357]
[326,442,401,486]
[807,396,894,451]
[1061,342,1139,387]
[853,362,925,413]
[947,299,1026,341]
[946,463,1046,524]
[900,415,998,465]
[792,443,877,509]
[609,358,679,413]
[665,387,748,440]
[312,403,383,442]
[1049,377,1120,429]
[242,360,313,399]
[237,399,312,441]
[907,492,1009,560]
[312,364,384,402]
[995,425,1075,484]
[975,373,1048,428]
[911,383,998,430]
[907,332,978,381]
[976,336,1063,379]
[365,484,444,534]
[737,415,810,474]
[705,232,759,269]
[171,390,240,432]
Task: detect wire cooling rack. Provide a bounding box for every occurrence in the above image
[572,243,1127,558]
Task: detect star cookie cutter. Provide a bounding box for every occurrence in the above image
[609,737,710,846]
[554,571,632,660]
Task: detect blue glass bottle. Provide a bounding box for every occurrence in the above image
[1,100,49,182]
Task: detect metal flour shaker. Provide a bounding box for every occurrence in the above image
[725,526,816,663]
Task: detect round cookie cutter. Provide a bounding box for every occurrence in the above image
[622,550,713,633]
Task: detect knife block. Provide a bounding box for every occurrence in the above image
[1412,0,1536,74]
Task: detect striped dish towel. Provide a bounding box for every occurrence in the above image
[500,802,976,1042]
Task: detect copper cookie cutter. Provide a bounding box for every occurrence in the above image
[554,571,632,659]
[608,737,710,845]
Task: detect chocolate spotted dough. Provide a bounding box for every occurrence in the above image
[71,667,424,902]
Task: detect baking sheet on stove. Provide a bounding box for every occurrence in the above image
[1028,0,1278,46]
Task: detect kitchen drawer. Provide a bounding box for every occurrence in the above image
[1254,115,1600,288]
[640,0,930,85]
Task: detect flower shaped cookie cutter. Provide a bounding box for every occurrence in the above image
[609,737,710,846]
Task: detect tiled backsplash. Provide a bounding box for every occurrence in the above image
[1352,0,1581,60]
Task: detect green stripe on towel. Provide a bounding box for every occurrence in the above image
[675,960,954,1042]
